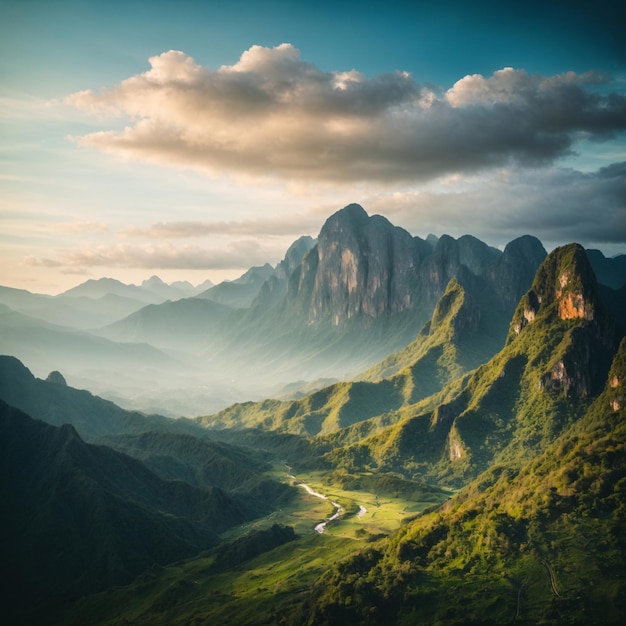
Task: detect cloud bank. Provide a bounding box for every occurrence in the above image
[366,162,626,247]
[66,44,626,183]
[121,213,322,239]
[25,240,287,271]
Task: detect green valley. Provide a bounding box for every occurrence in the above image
[1,214,625,626]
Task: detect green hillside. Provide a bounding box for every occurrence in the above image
[98,430,295,516]
[321,244,620,487]
[4,242,625,626]
[294,337,626,625]
[0,355,204,441]
[0,403,252,624]
[197,277,500,437]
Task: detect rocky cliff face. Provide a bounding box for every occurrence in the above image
[288,204,425,325]
[275,236,316,281]
[203,205,552,390]
[510,243,605,337]
[509,243,618,398]
[284,204,544,329]
[358,243,625,486]
[490,234,547,310]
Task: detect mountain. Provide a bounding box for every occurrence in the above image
[140,275,200,300]
[586,249,626,289]
[0,355,294,512]
[294,336,626,626]
[0,285,51,311]
[56,275,214,313]
[0,206,550,417]
[275,235,317,281]
[0,306,184,399]
[0,285,147,329]
[195,233,548,438]
[47,240,626,626]
[197,276,489,436]
[99,297,233,353]
[197,263,276,309]
[202,206,546,389]
[317,244,620,488]
[197,238,317,310]
[0,355,204,441]
[96,430,294,515]
[285,204,429,325]
[0,402,249,624]
[59,277,165,303]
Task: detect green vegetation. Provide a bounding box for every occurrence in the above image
[197,277,505,438]
[292,342,626,625]
[2,243,625,625]
[53,465,448,626]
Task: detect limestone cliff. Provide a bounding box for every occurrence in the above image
[284,205,543,330]
[509,243,618,397]
[288,204,425,325]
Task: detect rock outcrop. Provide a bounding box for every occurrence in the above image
[509,243,619,397]
[284,204,544,330]
[288,204,426,325]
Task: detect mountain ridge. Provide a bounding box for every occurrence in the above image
[0,402,250,623]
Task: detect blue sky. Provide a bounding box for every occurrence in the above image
[1,0,625,293]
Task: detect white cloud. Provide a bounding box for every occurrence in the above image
[66,44,626,182]
[64,44,626,184]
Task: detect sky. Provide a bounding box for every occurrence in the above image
[1,0,625,294]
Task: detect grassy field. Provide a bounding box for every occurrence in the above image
[226,464,447,540]
[56,465,449,625]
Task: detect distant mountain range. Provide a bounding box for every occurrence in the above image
[0,215,625,625]
[1,204,624,418]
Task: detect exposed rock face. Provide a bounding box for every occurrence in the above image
[556,270,594,320]
[510,243,602,337]
[289,204,426,325]
[540,342,592,398]
[510,243,619,398]
[285,205,544,329]
[250,236,316,309]
[607,338,626,412]
[275,236,316,281]
[491,235,547,310]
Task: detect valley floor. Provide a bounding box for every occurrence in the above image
[53,464,450,625]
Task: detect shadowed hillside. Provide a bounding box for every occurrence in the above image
[0,403,250,624]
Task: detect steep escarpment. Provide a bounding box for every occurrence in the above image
[508,243,617,397]
[323,243,622,486]
[283,205,545,332]
[286,204,427,325]
[296,338,626,626]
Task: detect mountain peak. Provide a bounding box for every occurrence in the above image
[317,203,369,238]
[334,202,368,221]
[507,243,618,399]
[511,243,601,336]
[502,234,546,260]
[45,370,67,386]
[295,203,418,325]
[142,275,166,287]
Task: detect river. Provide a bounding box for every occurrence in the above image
[290,472,366,534]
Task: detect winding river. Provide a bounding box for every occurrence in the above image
[290,472,367,534]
